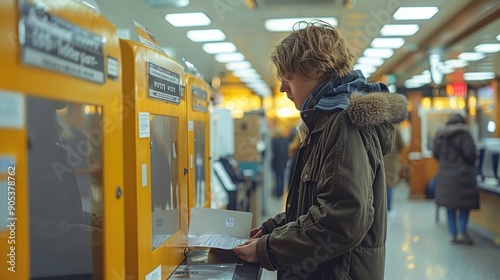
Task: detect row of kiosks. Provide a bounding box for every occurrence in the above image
[0,0,212,279]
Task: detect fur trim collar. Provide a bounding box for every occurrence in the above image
[347,92,408,127]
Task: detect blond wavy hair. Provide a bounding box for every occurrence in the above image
[271,20,356,82]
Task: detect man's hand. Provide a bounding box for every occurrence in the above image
[233,238,260,263]
[250,227,263,239]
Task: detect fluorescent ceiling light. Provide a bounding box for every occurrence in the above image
[354,64,376,73]
[233,68,257,77]
[370,38,405,48]
[442,64,455,74]
[246,82,268,89]
[235,72,261,78]
[264,17,337,32]
[393,7,438,20]
[474,43,500,53]
[202,42,237,54]
[412,74,431,84]
[404,79,424,89]
[226,61,252,71]
[357,57,384,66]
[444,59,468,68]
[363,48,394,58]
[214,52,245,63]
[239,77,264,83]
[380,24,419,36]
[165,12,211,27]
[464,72,495,81]
[147,0,190,8]
[458,52,485,61]
[186,29,225,42]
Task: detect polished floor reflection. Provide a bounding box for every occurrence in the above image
[258,181,500,280]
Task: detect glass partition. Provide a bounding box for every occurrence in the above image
[28,96,103,279]
[150,115,180,250]
[420,109,459,157]
[194,121,206,206]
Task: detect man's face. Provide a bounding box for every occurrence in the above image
[279,73,323,110]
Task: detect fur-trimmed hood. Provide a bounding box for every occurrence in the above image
[347,91,408,127]
[296,91,408,143]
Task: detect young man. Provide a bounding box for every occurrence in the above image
[233,20,408,280]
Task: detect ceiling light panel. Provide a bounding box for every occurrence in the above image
[393,7,439,20]
[458,52,485,61]
[380,24,419,36]
[246,82,269,89]
[214,52,245,63]
[363,48,394,58]
[264,17,337,32]
[474,43,500,53]
[464,72,496,81]
[371,38,405,48]
[202,42,237,54]
[225,61,252,70]
[239,77,265,83]
[404,79,425,88]
[147,0,190,8]
[357,57,384,66]
[233,68,258,77]
[186,29,226,42]
[165,12,211,27]
[444,59,469,68]
[354,64,376,74]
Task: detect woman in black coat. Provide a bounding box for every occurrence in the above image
[433,114,479,245]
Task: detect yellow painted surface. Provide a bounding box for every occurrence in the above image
[120,40,188,280]
[0,0,125,279]
[185,74,211,214]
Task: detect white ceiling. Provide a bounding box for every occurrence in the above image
[94,0,499,92]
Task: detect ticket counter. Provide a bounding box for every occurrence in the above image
[120,39,188,279]
[0,0,125,279]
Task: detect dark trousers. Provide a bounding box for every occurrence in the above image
[447,208,470,236]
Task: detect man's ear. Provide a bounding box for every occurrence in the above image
[313,71,324,80]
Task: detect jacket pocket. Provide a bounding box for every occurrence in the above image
[301,161,318,209]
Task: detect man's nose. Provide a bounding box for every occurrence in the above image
[279,82,288,92]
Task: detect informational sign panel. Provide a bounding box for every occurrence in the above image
[192,86,208,113]
[19,0,106,83]
[148,61,181,104]
[134,20,165,54]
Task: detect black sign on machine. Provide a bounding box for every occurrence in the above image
[18,0,106,84]
[148,61,181,104]
[192,86,208,113]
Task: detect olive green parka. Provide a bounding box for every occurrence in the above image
[256,92,408,280]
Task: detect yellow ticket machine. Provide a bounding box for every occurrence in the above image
[0,0,125,279]
[120,39,188,279]
[185,73,211,212]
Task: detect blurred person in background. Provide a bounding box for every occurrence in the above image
[433,113,480,245]
[383,127,404,217]
[271,126,290,198]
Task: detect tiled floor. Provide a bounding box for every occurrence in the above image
[255,181,500,280]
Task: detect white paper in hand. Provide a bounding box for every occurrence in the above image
[188,207,252,250]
